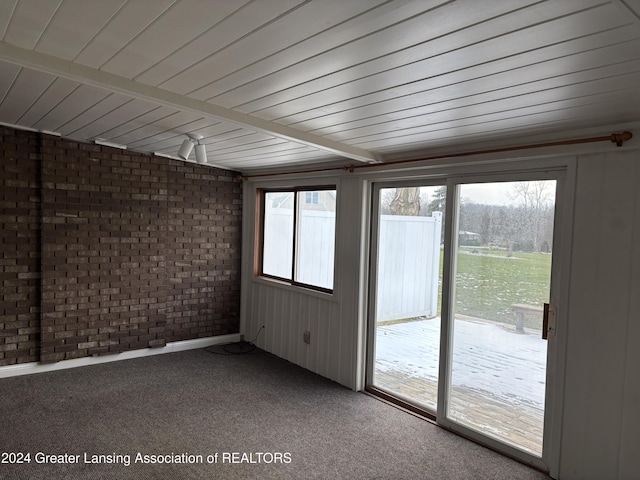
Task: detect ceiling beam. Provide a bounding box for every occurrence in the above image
[0,41,381,164]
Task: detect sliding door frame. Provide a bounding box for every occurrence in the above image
[437,170,566,472]
[365,178,448,419]
[363,157,576,478]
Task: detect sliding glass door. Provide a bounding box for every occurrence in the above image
[368,173,564,470]
[369,183,446,412]
[443,179,556,458]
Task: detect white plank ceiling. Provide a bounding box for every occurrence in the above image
[1,0,640,173]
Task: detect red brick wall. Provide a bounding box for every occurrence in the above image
[0,128,41,366]
[165,163,242,342]
[1,126,241,365]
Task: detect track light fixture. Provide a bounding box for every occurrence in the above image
[194,143,207,164]
[177,134,207,163]
[177,137,195,160]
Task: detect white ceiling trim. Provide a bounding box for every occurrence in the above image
[0,40,381,164]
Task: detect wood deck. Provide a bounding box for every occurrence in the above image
[374,370,543,456]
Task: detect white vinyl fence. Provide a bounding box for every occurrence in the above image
[262,206,335,290]
[262,205,294,279]
[264,207,442,318]
[376,212,442,322]
[296,209,335,289]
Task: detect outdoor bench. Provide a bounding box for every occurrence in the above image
[511,303,543,332]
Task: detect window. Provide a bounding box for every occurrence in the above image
[305,191,319,204]
[259,187,336,292]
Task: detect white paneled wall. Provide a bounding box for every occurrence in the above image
[241,146,640,480]
[244,282,341,378]
[559,150,640,480]
[241,176,365,389]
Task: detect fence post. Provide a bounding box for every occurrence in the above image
[430,212,443,317]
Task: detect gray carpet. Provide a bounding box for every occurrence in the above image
[0,347,550,479]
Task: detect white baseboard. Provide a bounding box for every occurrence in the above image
[0,334,241,379]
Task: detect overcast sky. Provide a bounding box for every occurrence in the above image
[460,182,519,206]
[421,180,556,207]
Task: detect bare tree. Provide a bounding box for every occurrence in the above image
[389,187,420,216]
[510,181,553,212]
[509,181,555,252]
[379,189,395,214]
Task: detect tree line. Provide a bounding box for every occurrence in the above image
[380,182,555,253]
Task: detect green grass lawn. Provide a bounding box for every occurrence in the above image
[438,247,552,330]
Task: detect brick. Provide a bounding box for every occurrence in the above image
[148,339,166,348]
[2,126,241,365]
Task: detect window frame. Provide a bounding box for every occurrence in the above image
[256,185,336,293]
[305,191,319,204]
